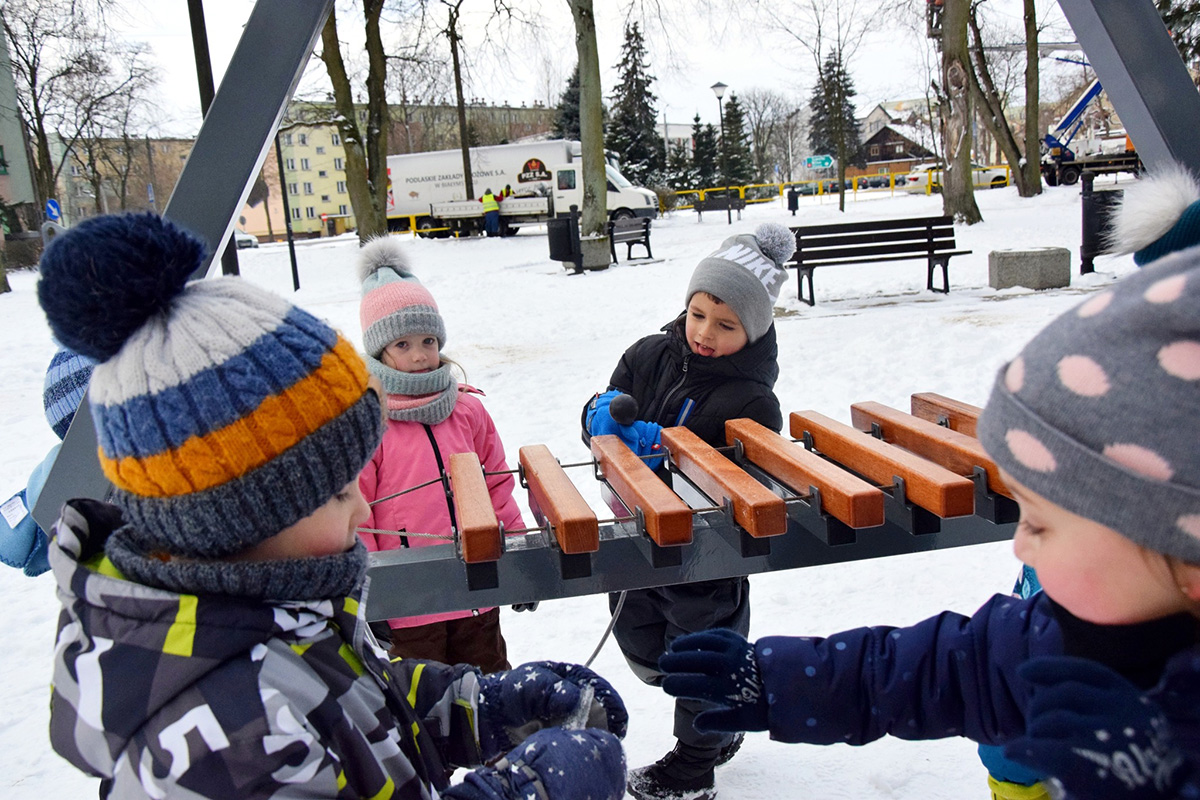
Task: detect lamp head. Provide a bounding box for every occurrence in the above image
[711,82,727,100]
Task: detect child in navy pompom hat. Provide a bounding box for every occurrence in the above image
[658,236,1200,800]
[36,212,627,800]
[0,346,94,576]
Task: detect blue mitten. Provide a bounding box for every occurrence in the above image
[586,391,664,468]
[444,727,626,800]
[0,489,49,576]
[659,629,769,733]
[477,661,628,763]
[1004,657,1195,800]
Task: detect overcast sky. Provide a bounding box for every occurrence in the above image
[111,0,1075,140]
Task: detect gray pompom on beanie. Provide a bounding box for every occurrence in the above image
[685,223,796,343]
[977,251,1200,563]
[358,236,446,357]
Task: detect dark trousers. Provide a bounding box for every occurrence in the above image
[609,577,750,750]
[388,608,511,673]
[483,210,500,236]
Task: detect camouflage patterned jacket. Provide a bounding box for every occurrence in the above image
[49,499,485,799]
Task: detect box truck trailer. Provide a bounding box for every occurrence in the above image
[384,140,658,236]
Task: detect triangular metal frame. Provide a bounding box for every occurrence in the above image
[32,0,1200,610]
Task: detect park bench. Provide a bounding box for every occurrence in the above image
[693,195,746,222]
[786,215,972,306]
[608,217,653,264]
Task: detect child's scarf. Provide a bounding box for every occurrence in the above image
[366,355,458,425]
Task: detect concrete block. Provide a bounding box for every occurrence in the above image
[988,247,1071,290]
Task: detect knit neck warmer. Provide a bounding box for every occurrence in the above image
[105,528,369,602]
[365,355,458,424]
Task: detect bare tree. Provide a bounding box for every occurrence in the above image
[740,88,790,182]
[1,0,133,223]
[318,1,389,240]
[939,0,982,223]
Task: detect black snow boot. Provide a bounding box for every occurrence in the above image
[714,733,744,767]
[626,741,719,800]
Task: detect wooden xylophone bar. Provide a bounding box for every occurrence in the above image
[364,394,1019,621]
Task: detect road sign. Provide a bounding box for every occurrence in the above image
[45,198,60,221]
[805,155,834,170]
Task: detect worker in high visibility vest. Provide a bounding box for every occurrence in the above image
[480,188,501,237]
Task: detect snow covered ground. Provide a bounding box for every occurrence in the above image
[0,182,1139,798]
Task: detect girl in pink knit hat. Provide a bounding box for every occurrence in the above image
[358,237,526,672]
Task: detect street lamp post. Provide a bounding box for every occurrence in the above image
[711,82,732,225]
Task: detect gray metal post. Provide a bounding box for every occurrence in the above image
[1057,0,1200,176]
[32,0,334,532]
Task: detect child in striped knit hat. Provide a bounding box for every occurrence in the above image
[357,236,528,672]
[36,213,627,800]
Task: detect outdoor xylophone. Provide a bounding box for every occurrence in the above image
[364,392,1019,621]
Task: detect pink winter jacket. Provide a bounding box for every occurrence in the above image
[358,388,526,628]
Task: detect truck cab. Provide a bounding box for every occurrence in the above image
[552,163,658,219]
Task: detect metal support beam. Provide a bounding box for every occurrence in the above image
[1057,0,1200,176]
[32,0,333,532]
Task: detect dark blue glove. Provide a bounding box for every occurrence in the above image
[1004,657,1195,800]
[444,727,626,800]
[586,390,665,469]
[477,661,628,763]
[659,629,769,733]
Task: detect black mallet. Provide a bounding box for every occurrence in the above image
[609,393,639,426]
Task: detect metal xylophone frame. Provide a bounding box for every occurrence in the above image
[364,397,1020,621]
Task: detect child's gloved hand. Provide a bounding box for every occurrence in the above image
[1005,657,1195,800]
[477,661,628,763]
[586,390,664,469]
[444,727,626,800]
[659,629,769,733]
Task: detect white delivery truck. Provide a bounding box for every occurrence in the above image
[384,140,658,236]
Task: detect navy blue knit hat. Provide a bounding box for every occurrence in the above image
[1106,163,1200,266]
[42,347,96,440]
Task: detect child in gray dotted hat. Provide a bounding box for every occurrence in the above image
[655,247,1200,800]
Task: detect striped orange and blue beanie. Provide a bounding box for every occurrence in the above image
[42,347,96,440]
[36,212,384,560]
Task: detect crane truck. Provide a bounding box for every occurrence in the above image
[384,140,658,236]
[1041,79,1142,187]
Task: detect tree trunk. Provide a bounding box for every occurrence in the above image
[0,247,10,295]
[1022,0,1043,194]
[362,0,389,238]
[319,8,385,241]
[940,0,982,224]
[967,8,1036,196]
[568,0,609,268]
[447,2,473,201]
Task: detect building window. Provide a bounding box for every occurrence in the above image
[339,204,348,215]
[288,182,298,195]
[318,170,327,178]
[358,110,367,122]
[321,194,330,202]
[334,157,344,170]
[336,181,346,193]
[298,133,307,146]
[894,143,904,154]
[292,208,301,220]
[300,158,310,170]
[286,158,295,170]
[869,145,880,157]
[303,182,313,194]
[69,164,82,177]
[305,207,316,218]
[316,146,325,155]
[283,133,293,146]
[331,134,341,146]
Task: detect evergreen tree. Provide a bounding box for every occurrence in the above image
[808,50,865,170]
[605,22,665,184]
[1159,1,1200,66]
[552,64,581,140]
[691,114,720,188]
[720,92,755,185]
[664,138,695,190]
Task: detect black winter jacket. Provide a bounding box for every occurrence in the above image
[585,315,782,447]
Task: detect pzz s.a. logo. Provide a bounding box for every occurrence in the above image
[518,158,551,183]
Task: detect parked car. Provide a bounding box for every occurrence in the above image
[233,228,259,249]
[903,162,1009,193]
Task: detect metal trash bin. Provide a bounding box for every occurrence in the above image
[547,205,583,273]
[1080,171,1123,274]
[787,187,800,215]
